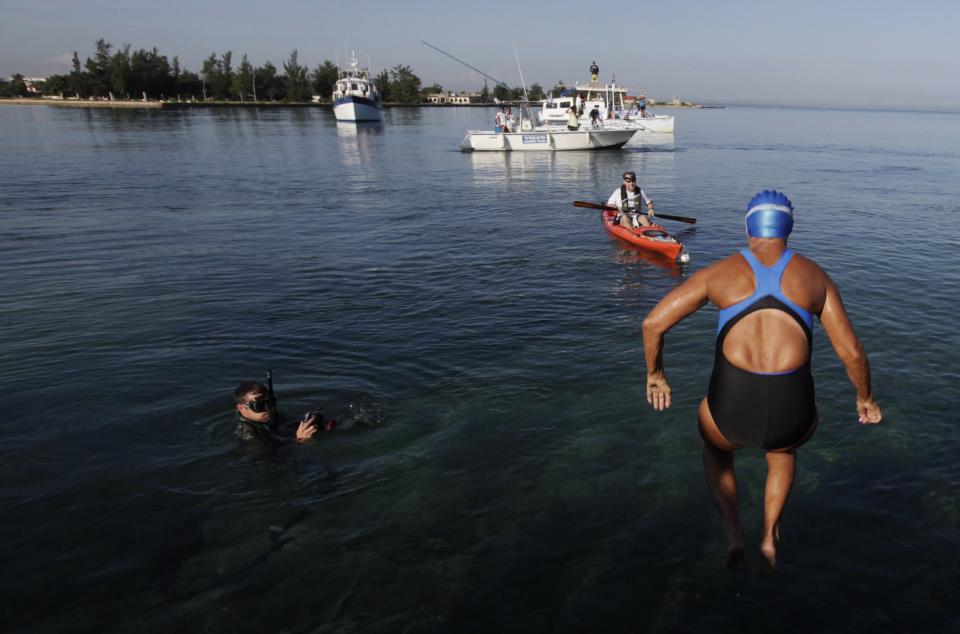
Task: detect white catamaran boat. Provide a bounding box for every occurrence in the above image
[460,106,636,151]
[332,52,383,122]
[538,80,675,133]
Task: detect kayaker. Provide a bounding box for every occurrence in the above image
[234,380,333,445]
[641,189,882,574]
[607,171,654,228]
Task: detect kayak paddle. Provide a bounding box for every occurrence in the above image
[572,200,697,224]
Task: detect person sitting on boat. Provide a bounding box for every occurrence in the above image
[607,171,654,228]
[566,105,580,131]
[234,380,332,445]
[505,106,516,133]
[590,61,600,83]
[494,106,509,133]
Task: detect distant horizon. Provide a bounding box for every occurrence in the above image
[2,0,957,111]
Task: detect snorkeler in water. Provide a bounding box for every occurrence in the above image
[233,371,334,443]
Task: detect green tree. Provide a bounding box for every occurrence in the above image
[255,61,285,100]
[69,51,87,97]
[177,70,202,100]
[421,83,443,95]
[283,49,310,102]
[373,69,391,102]
[233,54,254,101]
[110,44,131,99]
[311,60,339,101]
[42,74,70,97]
[492,84,510,102]
[3,74,29,97]
[201,51,233,100]
[389,64,421,103]
[221,51,233,99]
[528,83,545,101]
[85,39,113,97]
[479,82,490,103]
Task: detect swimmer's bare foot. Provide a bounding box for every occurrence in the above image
[753,544,776,575]
[724,545,746,571]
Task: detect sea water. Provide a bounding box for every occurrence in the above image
[1,104,959,632]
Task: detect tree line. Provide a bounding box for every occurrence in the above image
[1,39,575,103]
[0,39,426,103]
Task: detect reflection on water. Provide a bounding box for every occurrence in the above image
[336,120,384,167]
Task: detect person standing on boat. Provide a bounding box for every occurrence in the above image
[607,171,654,228]
[589,105,603,129]
[505,106,516,133]
[566,104,580,131]
[494,106,508,133]
[637,94,648,118]
[641,190,882,574]
[590,61,600,83]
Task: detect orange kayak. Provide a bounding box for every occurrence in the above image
[601,210,687,261]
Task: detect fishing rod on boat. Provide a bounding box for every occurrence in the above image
[421,41,510,89]
[512,40,529,102]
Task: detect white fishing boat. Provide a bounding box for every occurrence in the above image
[538,80,675,133]
[332,52,383,122]
[460,107,636,151]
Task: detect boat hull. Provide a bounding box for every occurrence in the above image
[460,128,636,151]
[601,210,684,260]
[618,114,675,133]
[333,96,384,122]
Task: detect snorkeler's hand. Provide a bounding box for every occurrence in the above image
[646,373,672,411]
[296,414,318,441]
[856,397,882,424]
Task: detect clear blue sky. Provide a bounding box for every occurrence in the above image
[2,0,959,109]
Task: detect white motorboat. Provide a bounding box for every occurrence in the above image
[332,52,383,122]
[460,106,636,151]
[537,80,675,133]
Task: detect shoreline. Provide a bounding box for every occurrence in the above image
[0,97,710,110]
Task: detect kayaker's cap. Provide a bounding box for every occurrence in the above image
[745,190,794,238]
[623,171,636,182]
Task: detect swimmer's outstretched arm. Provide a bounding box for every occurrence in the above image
[818,274,882,424]
[642,267,712,411]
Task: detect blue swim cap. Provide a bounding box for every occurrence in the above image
[745,190,794,238]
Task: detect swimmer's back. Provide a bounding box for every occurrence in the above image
[705,249,828,374]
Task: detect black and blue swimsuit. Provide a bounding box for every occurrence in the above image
[706,249,817,450]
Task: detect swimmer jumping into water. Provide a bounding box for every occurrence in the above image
[642,190,882,573]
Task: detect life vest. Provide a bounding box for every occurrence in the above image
[620,184,645,212]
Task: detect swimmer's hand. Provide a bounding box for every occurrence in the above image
[646,373,672,411]
[857,397,882,424]
[296,413,319,442]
